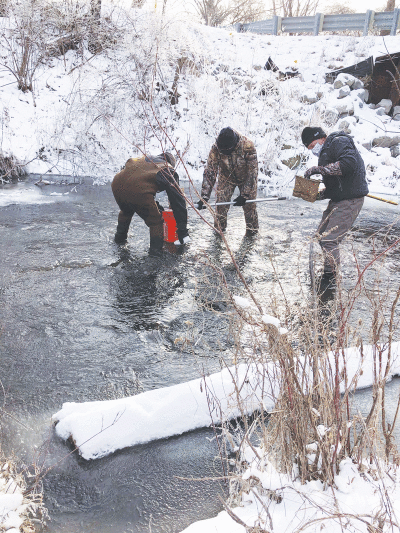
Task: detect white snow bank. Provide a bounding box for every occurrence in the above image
[0,472,27,532]
[180,450,400,533]
[53,342,400,460]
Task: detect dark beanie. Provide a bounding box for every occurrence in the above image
[301,127,327,147]
[216,127,239,153]
[164,152,176,167]
[157,152,176,167]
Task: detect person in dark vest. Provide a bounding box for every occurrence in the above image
[111,152,190,250]
[196,127,259,236]
[301,126,369,293]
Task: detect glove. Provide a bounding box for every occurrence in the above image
[174,230,190,246]
[196,199,207,210]
[155,201,164,212]
[304,166,326,179]
[174,235,191,246]
[233,195,247,206]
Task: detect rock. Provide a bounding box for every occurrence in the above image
[377,99,392,114]
[376,107,386,116]
[323,107,339,125]
[334,73,356,89]
[392,106,400,121]
[338,85,351,99]
[352,78,364,90]
[302,90,318,104]
[372,135,400,148]
[331,96,354,115]
[253,65,262,71]
[338,118,357,133]
[352,88,368,102]
[390,144,400,157]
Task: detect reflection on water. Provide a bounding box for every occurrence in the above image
[111,248,186,331]
[0,181,399,532]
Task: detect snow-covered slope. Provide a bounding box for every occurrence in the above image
[1,7,400,197]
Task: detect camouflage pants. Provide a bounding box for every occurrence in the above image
[215,178,258,233]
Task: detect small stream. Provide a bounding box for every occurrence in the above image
[0,177,399,532]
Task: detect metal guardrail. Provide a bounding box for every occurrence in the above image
[234,9,400,36]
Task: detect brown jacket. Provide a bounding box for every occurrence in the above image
[112,155,173,199]
[201,133,258,201]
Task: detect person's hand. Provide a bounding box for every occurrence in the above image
[196,199,207,210]
[174,236,191,246]
[155,201,164,212]
[233,195,247,206]
[174,230,190,246]
[304,166,326,179]
[316,189,326,201]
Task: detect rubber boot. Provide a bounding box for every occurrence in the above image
[317,272,336,300]
[245,228,258,238]
[114,217,131,244]
[114,232,128,244]
[149,236,163,255]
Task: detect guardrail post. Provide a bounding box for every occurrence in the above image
[391,8,400,35]
[363,10,375,35]
[313,13,324,35]
[272,15,282,35]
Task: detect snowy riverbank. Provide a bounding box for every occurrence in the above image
[1,8,400,198]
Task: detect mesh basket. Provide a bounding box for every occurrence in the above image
[292,176,321,203]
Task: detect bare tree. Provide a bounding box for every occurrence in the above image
[192,0,266,26]
[191,0,225,26]
[385,0,395,11]
[0,0,7,17]
[90,0,101,20]
[264,0,320,17]
[279,0,320,18]
[228,0,266,24]
[380,0,395,35]
[323,2,355,14]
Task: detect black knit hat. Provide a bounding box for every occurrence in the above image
[216,127,239,153]
[301,127,327,147]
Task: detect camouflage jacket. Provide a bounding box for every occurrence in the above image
[201,133,258,200]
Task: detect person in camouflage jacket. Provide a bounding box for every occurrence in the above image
[196,127,259,236]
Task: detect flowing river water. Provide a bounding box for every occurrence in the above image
[0,176,399,532]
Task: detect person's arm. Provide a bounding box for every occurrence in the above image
[156,168,188,240]
[201,145,219,201]
[241,142,258,199]
[304,161,342,179]
[330,137,358,177]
